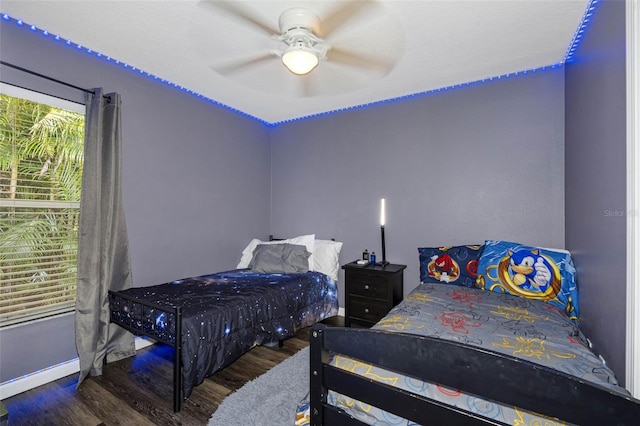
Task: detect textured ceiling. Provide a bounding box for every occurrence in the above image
[1,1,592,125]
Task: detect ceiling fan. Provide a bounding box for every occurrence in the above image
[200,0,400,89]
[277,7,327,75]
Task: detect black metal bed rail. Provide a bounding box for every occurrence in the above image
[108,290,183,412]
[309,324,640,426]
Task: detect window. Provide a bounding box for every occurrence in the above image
[0,84,85,326]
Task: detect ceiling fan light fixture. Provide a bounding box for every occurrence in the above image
[282,45,319,75]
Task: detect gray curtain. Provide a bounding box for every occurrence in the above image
[75,88,135,386]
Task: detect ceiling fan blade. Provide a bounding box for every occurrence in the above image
[198,0,278,36]
[212,52,275,75]
[328,47,395,75]
[320,0,379,37]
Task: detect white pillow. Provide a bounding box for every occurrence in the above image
[237,238,262,269]
[313,239,343,282]
[237,234,315,270]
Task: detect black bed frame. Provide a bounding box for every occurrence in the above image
[108,236,294,412]
[309,324,640,426]
[108,287,289,413]
[108,290,184,412]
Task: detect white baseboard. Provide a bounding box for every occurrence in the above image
[338,307,345,317]
[0,358,80,400]
[0,337,155,400]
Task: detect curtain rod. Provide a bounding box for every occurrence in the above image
[0,60,109,100]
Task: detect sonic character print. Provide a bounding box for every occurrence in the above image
[496,249,562,301]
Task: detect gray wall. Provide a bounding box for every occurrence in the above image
[1,0,629,391]
[0,21,271,382]
[271,69,566,307]
[565,0,627,385]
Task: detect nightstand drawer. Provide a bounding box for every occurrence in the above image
[348,274,388,299]
[342,262,406,328]
[349,297,389,323]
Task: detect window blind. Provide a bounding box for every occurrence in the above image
[0,88,84,326]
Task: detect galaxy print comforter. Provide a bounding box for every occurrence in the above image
[113,269,338,398]
[324,283,627,425]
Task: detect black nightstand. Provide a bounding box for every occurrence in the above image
[342,261,406,327]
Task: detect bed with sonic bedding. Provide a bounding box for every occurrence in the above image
[306,240,640,425]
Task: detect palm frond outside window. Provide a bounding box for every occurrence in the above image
[0,88,84,326]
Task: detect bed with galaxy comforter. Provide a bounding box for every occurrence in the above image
[109,235,341,412]
[308,240,640,425]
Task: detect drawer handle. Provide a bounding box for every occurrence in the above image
[364,285,369,290]
[364,308,369,313]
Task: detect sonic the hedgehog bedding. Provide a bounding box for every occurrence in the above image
[306,283,626,425]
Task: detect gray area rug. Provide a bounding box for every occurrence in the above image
[208,346,309,426]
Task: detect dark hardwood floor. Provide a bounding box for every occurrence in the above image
[3,316,343,426]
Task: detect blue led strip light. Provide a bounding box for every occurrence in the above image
[274,63,565,126]
[564,0,600,63]
[0,13,271,127]
[275,0,600,126]
[2,1,599,128]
